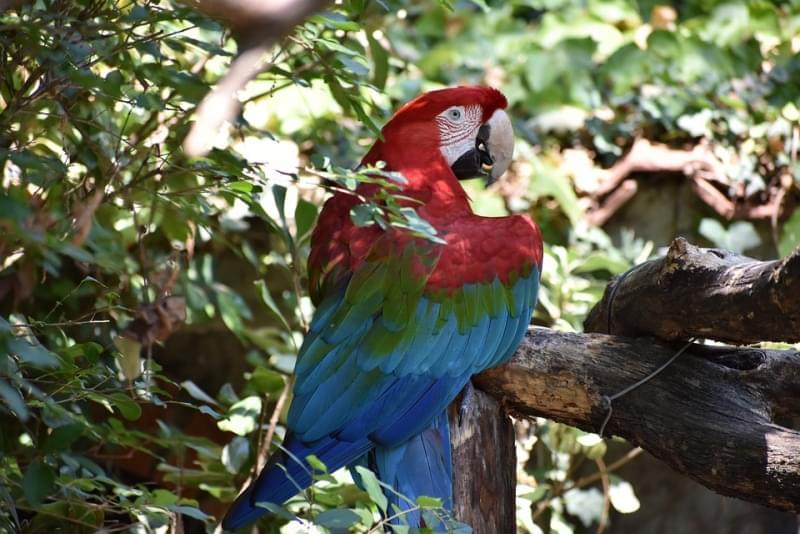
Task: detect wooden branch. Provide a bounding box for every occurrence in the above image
[586,178,637,226]
[584,237,800,345]
[180,0,331,156]
[449,388,515,533]
[585,138,790,224]
[475,327,800,513]
[593,139,727,199]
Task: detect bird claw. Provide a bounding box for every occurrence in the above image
[458,381,475,425]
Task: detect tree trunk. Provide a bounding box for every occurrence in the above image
[450,388,516,534]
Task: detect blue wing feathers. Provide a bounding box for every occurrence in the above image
[223,263,540,529]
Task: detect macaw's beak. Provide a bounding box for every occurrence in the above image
[451,109,514,185]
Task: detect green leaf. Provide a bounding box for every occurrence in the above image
[699,219,761,254]
[61,341,103,364]
[59,243,94,263]
[529,166,582,225]
[249,367,285,395]
[43,424,84,453]
[295,198,318,240]
[520,484,550,503]
[272,184,288,226]
[255,280,292,333]
[416,496,442,508]
[113,335,142,381]
[312,12,361,31]
[0,379,28,421]
[339,56,369,77]
[8,337,60,368]
[217,396,261,436]
[181,380,220,406]
[609,477,640,514]
[354,465,387,513]
[350,203,379,227]
[23,461,56,507]
[256,501,295,521]
[396,207,445,243]
[151,489,179,505]
[367,33,389,90]
[109,393,142,420]
[575,252,629,275]
[314,509,361,529]
[168,505,211,522]
[216,285,251,339]
[221,436,250,474]
[349,96,382,135]
[306,454,328,473]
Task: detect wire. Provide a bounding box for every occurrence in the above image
[598,338,695,438]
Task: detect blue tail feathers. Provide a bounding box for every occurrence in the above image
[221,433,371,531]
[371,410,454,530]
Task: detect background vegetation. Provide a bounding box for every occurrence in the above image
[1,0,798,532]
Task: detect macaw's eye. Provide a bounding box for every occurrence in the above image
[447,108,463,121]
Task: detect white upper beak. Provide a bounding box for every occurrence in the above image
[485,108,514,181]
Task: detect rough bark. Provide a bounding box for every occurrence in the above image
[474,327,800,513]
[583,237,800,344]
[449,389,516,534]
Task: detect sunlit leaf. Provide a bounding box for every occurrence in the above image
[609,477,641,514]
[354,465,388,513]
[114,335,142,381]
[222,436,250,474]
[218,396,261,436]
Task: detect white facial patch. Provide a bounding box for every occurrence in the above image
[435,105,482,166]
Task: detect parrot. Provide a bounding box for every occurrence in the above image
[222,86,543,531]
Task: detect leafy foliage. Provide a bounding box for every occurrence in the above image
[1,0,798,533]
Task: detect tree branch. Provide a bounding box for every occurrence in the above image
[180,0,331,156]
[475,327,800,513]
[584,237,800,345]
[584,138,794,226]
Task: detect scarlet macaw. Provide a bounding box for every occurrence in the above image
[223,86,542,530]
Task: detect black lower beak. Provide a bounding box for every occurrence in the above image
[451,124,495,182]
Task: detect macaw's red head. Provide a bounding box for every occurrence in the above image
[362,86,514,186]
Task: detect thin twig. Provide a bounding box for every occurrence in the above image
[565,447,643,493]
[250,396,270,480]
[532,447,644,521]
[595,457,610,534]
[263,377,292,465]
